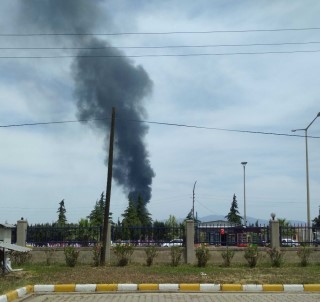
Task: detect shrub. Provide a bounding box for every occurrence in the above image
[113,243,134,266]
[170,246,183,267]
[64,246,79,267]
[221,247,235,267]
[92,243,102,267]
[297,246,312,267]
[244,245,259,268]
[266,248,285,267]
[145,246,158,266]
[44,249,56,266]
[195,244,210,267]
[9,251,32,266]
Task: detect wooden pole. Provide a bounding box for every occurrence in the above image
[101,107,115,265]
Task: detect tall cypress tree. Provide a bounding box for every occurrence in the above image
[225,194,242,225]
[57,199,67,225]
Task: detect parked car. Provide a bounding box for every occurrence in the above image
[161,239,183,247]
[281,238,299,247]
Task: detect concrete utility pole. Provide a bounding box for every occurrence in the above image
[241,162,247,226]
[101,107,115,265]
[192,181,197,221]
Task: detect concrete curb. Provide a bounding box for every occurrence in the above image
[1,284,320,301]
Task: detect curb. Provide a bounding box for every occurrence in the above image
[1,284,320,301]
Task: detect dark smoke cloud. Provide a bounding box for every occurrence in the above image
[72,39,155,203]
[17,0,155,204]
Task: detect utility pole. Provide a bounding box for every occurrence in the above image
[192,181,197,221]
[101,107,115,265]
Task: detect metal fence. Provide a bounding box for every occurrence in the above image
[25,223,320,247]
[27,225,102,247]
[26,225,185,247]
[280,225,320,246]
[195,224,270,247]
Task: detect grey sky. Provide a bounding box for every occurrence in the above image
[0,1,319,225]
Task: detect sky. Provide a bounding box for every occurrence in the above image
[0,0,320,225]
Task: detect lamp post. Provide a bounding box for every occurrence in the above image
[292,112,320,242]
[241,162,248,226]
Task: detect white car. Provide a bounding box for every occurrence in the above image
[161,239,183,247]
[281,238,299,247]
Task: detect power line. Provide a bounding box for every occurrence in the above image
[1,27,320,36]
[1,49,320,59]
[1,117,319,139]
[2,41,320,50]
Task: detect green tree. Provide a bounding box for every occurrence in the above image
[136,195,152,227]
[185,209,201,223]
[57,199,67,225]
[225,194,242,225]
[165,215,180,240]
[122,198,141,240]
[312,214,320,227]
[88,192,105,226]
[278,218,295,238]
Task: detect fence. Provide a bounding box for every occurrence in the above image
[25,223,320,248]
[27,225,102,247]
[26,225,185,247]
[280,225,320,246]
[195,224,270,247]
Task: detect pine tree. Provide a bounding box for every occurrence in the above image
[88,192,105,226]
[122,199,141,227]
[57,199,67,225]
[136,195,152,226]
[225,194,242,225]
[122,198,141,240]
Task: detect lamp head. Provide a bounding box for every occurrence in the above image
[241,162,247,166]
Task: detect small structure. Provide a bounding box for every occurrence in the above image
[0,223,15,243]
[0,221,31,275]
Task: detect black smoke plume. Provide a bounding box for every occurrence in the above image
[17,1,155,204]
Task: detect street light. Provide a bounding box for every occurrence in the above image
[292,112,320,242]
[241,162,248,226]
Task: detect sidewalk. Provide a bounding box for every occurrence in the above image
[1,284,320,302]
[20,292,320,302]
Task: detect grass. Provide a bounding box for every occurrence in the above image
[1,262,320,295]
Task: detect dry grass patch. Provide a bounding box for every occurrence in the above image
[1,263,320,294]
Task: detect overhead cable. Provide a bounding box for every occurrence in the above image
[1,41,320,50]
[1,117,319,139]
[1,27,320,36]
[1,49,320,59]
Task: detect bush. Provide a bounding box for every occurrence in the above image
[297,246,312,267]
[244,245,259,268]
[92,243,102,267]
[266,248,285,267]
[9,251,32,266]
[64,246,79,267]
[170,246,183,267]
[221,247,235,267]
[113,243,134,266]
[195,244,210,267]
[145,246,158,266]
[44,249,56,266]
